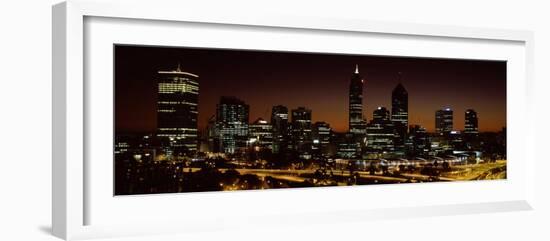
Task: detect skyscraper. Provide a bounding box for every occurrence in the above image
[464,109,479,134]
[349,64,366,135]
[391,79,408,153]
[216,96,249,154]
[312,121,332,158]
[408,124,430,157]
[249,118,273,151]
[206,115,220,153]
[156,64,199,156]
[271,105,289,154]
[366,107,395,157]
[435,108,453,135]
[291,107,312,159]
[463,109,479,150]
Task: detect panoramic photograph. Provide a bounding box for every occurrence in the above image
[114,45,507,195]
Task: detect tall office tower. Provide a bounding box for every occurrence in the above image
[156,64,199,156]
[464,109,479,134]
[312,121,332,158]
[391,79,408,153]
[291,107,313,159]
[349,64,367,135]
[463,109,479,150]
[271,105,289,154]
[249,118,273,150]
[216,96,249,154]
[206,115,221,153]
[366,107,395,156]
[435,108,453,135]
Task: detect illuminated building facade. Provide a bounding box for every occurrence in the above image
[335,132,359,159]
[449,130,465,150]
[391,81,408,153]
[291,107,312,159]
[463,109,479,150]
[366,107,395,157]
[312,121,332,158]
[464,109,479,134]
[435,108,453,135]
[249,118,273,150]
[407,124,430,157]
[156,64,199,156]
[216,96,249,154]
[348,65,367,135]
[271,105,289,154]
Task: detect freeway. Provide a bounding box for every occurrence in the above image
[181,161,506,185]
[184,168,415,183]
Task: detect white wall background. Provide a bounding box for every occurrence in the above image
[0,0,548,240]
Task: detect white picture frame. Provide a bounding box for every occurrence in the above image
[52,0,535,240]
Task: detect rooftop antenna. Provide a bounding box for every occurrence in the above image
[176,62,182,72]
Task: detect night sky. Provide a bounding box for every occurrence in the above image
[115,45,506,133]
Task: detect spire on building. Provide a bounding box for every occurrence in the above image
[355,64,359,74]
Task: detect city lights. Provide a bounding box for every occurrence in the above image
[114,46,506,195]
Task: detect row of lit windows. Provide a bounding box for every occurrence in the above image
[115,142,129,147]
[157,133,198,138]
[249,131,273,136]
[158,109,176,113]
[220,129,248,135]
[158,128,198,131]
[158,89,199,94]
[158,83,199,94]
[250,123,272,127]
[157,101,198,106]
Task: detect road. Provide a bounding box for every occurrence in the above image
[183,168,421,183]
[181,160,506,185]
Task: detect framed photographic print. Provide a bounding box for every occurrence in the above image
[53,0,535,240]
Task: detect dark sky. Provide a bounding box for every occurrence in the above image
[115,45,506,133]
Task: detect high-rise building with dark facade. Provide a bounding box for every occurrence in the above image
[463,109,479,150]
[335,132,360,159]
[348,65,367,135]
[312,121,332,158]
[435,108,453,135]
[391,81,408,153]
[407,124,430,157]
[249,118,273,150]
[464,109,479,134]
[449,130,465,150]
[156,64,199,156]
[291,107,312,159]
[271,105,289,154]
[206,115,220,153]
[216,96,249,154]
[366,107,395,157]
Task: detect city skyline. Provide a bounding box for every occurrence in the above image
[114,45,507,195]
[115,45,506,134]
